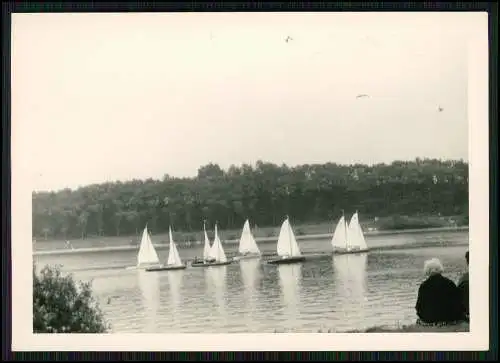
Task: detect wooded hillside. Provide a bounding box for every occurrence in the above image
[32,158,468,240]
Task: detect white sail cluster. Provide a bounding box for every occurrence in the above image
[136,225,185,269]
[330,212,368,252]
[130,211,368,271]
[208,224,228,263]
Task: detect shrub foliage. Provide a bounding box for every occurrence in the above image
[33,264,109,333]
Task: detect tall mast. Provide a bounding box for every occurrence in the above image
[342,209,348,249]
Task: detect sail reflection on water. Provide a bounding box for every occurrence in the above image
[205,266,228,319]
[277,264,302,326]
[167,270,184,323]
[332,253,368,324]
[240,258,261,316]
[137,270,161,333]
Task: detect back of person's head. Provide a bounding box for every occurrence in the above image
[465,250,469,265]
[423,258,444,277]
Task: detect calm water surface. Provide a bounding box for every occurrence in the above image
[35,230,469,333]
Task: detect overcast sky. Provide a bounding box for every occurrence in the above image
[12,12,473,192]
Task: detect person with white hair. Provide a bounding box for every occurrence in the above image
[415,258,466,326]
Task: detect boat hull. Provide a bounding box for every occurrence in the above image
[333,248,370,255]
[125,263,162,270]
[145,265,187,272]
[233,254,261,261]
[303,252,334,260]
[267,256,306,265]
[191,260,232,267]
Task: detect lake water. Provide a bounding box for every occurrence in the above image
[34,230,469,333]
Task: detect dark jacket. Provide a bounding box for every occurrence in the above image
[457,271,469,318]
[415,274,466,324]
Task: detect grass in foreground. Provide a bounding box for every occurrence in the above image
[353,321,470,333]
[274,322,470,333]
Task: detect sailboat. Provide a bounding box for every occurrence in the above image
[267,216,305,265]
[192,221,212,266]
[126,225,161,270]
[331,211,369,254]
[234,219,261,261]
[192,223,232,267]
[146,226,187,271]
[202,221,211,261]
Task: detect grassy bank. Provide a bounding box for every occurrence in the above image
[33,214,468,251]
[273,322,470,333]
[352,321,470,333]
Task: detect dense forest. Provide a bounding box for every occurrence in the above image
[32,158,468,240]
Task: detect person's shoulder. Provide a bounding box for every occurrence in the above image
[437,273,457,287]
[419,275,440,290]
[458,271,469,286]
[418,278,429,291]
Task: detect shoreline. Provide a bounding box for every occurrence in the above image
[272,321,470,333]
[33,225,468,256]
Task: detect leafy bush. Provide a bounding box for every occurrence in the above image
[455,214,469,226]
[33,264,109,333]
[376,216,446,231]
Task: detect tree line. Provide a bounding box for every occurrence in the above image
[32,158,469,240]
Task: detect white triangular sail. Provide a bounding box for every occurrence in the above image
[276,217,302,257]
[331,215,348,249]
[347,212,368,250]
[137,226,160,266]
[167,226,183,266]
[203,222,211,260]
[238,220,261,255]
[208,224,227,262]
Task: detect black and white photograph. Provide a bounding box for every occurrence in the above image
[10,10,489,351]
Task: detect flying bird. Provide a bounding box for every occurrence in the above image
[285,36,293,43]
[356,94,369,99]
[438,106,443,112]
